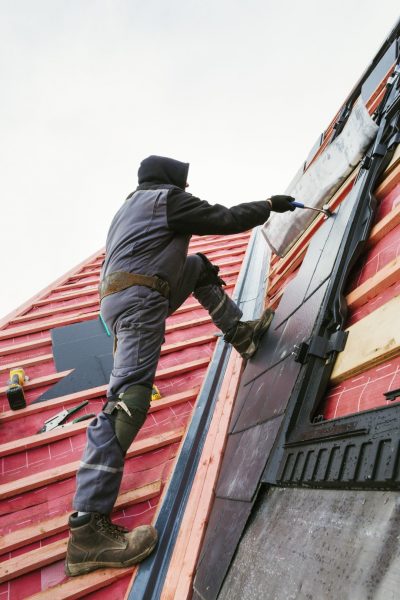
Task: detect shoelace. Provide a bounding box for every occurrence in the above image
[96,514,127,540]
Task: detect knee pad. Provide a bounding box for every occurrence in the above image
[195,253,226,290]
[106,385,151,453]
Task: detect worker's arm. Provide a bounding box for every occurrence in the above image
[166,189,294,235]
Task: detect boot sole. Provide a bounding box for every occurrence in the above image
[65,538,158,577]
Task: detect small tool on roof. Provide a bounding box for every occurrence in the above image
[7,368,29,410]
[289,201,333,218]
[152,385,161,401]
[37,400,94,433]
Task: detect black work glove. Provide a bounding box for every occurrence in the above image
[266,195,296,213]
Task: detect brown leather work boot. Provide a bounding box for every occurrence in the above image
[65,512,158,576]
[224,309,274,360]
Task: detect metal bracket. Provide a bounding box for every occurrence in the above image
[293,330,348,364]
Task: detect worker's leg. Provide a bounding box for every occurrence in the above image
[73,286,168,514]
[67,287,167,576]
[169,253,243,332]
[170,253,273,359]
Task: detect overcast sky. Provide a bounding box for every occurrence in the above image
[0,1,399,320]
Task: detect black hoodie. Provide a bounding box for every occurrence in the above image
[134,155,271,236]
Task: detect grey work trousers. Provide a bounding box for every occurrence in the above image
[73,254,242,514]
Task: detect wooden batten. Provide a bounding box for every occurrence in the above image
[11,298,99,324]
[0,428,184,500]
[0,336,52,357]
[0,370,71,395]
[0,385,107,424]
[26,567,132,600]
[0,352,54,374]
[0,388,199,458]
[331,294,400,384]
[346,256,400,309]
[34,286,98,306]
[367,201,400,248]
[0,481,161,556]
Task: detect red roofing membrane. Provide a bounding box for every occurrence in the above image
[0,231,250,600]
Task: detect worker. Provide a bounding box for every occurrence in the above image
[65,155,295,576]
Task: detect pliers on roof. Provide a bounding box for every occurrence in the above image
[37,400,95,433]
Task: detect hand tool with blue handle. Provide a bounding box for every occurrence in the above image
[289,201,333,218]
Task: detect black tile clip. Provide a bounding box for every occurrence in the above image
[293,330,349,364]
[384,388,400,402]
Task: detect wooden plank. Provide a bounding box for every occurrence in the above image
[0,336,52,357]
[0,311,99,341]
[0,417,95,458]
[0,270,235,342]
[375,150,400,200]
[189,233,250,251]
[23,281,229,325]
[331,294,400,384]
[0,388,199,457]
[150,387,199,412]
[346,256,400,309]
[33,242,243,298]
[266,287,285,310]
[367,201,400,248]
[0,538,67,584]
[214,256,242,268]
[0,385,107,424]
[11,298,99,324]
[220,266,240,278]
[0,480,161,555]
[0,305,215,342]
[68,270,100,282]
[67,256,242,284]
[159,351,243,600]
[0,353,53,374]
[161,334,215,355]
[56,278,99,292]
[166,315,212,333]
[268,250,305,297]
[0,333,212,376]
[0,370,71,395]
[0,427,184,500]
[26,566,133,600]
[0,381,198,426]
[0,353,204,404]
[34,286,98,306]
[202,247,245,261]
[156,357,210,380]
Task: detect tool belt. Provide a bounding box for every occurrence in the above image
[99,270,170,301]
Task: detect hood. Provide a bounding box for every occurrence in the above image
[138,155,189,189]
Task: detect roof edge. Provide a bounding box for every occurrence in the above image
[0,248,104,330]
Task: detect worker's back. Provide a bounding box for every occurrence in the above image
[101,186,191,289]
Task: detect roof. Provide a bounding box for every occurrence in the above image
[160,26,400,599]
[0,231,251,599]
